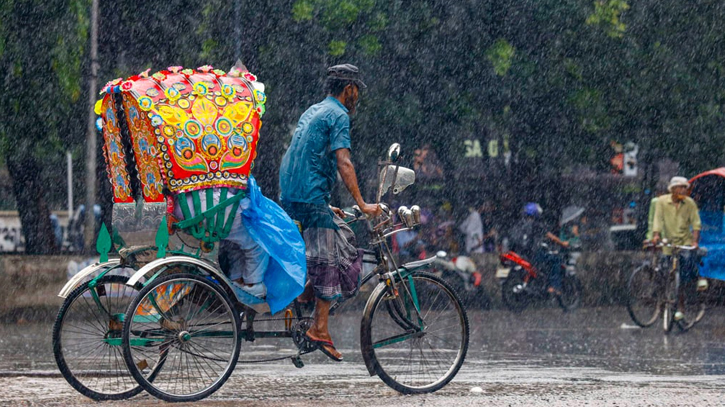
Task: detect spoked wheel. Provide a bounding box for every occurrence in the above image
[52,275,144,400]
[626,265,661,327]
[501,268,530,313]
[662,271,677,334]
[360,271,469,394]
[557,273,583,312]
[122,273,240,402]
[677,280,706,332]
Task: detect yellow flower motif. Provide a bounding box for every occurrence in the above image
[193,82,209,96]
[165,87,181,101]
[138,96,154,111]
[221,84,236,99]
[254,90,266,104]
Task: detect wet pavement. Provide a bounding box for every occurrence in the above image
[2,306,725,406]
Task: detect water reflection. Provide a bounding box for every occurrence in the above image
[2,307,725,376]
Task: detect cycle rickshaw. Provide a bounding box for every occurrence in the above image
[52,65,470,402]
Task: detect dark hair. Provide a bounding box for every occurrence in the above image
[325,77,354,96]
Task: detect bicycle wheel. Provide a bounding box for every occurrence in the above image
[360,271,469,394]
[52,275,143,400]
[557,273,583,312]
[662,271,677,334]
[625,265,661,327]
[677,279,706,332]
[122,273,240,402]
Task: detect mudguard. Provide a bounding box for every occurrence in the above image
[125,256,224,287]
[57,259,121,298]
[125,255,271,313]
[400,256,436,270]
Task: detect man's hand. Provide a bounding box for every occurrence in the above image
[652,233,661,245]
[330,206,346,218]
[361,202,382,217]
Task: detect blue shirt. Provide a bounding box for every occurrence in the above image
[279,96,351,204]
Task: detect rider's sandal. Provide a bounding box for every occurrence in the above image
[305,332,343,362]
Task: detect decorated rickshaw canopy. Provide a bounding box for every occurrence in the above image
[96,65,266,203]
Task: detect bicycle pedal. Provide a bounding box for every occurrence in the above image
[291,356,304,368]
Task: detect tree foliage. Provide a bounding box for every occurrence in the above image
[1,0,725,250]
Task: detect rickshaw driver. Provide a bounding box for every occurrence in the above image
[652,176,706,322]
[279,64,382,362]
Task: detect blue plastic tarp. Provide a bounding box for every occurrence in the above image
[241,176,307,314]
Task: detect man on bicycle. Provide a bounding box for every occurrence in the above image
[279,64,382,361]
[652,176,704,321]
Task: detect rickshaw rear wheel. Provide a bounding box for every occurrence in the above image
[122,272,241,402]
[53,275,144,401]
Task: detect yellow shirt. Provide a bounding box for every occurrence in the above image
[652,194,701,250]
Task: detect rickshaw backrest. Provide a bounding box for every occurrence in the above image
[97,65,266,248]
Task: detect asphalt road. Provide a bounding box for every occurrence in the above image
[2,306,725,406]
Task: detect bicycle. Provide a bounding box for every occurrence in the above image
[626,241,706,333]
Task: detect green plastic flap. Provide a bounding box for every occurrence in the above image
[96,223,112,263]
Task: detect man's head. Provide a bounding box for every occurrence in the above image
[668,176,690,201]
[524,202,543,218]
[325,64,366,114]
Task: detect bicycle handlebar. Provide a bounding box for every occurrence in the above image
[643,241,697,251]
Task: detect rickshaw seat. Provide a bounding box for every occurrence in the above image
[118,245,158,267]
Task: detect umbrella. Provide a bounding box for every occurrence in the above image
[560,206,585,226]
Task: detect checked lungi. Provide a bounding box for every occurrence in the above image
[281,201,363,301]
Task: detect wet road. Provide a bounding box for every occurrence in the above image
[2,306,725,406]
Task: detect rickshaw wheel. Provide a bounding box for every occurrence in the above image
[122,272,241,402]
[53,275,144,400]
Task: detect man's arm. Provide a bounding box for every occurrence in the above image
[335,148,381,216]
[691,201,702,248]
[546,231,569,248]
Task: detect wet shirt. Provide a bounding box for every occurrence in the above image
[279,97,350,205]
[510,217,549,257]
[652,193,701,249]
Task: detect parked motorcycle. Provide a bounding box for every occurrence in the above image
[432,251,491,309]
[497,245,583,312]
